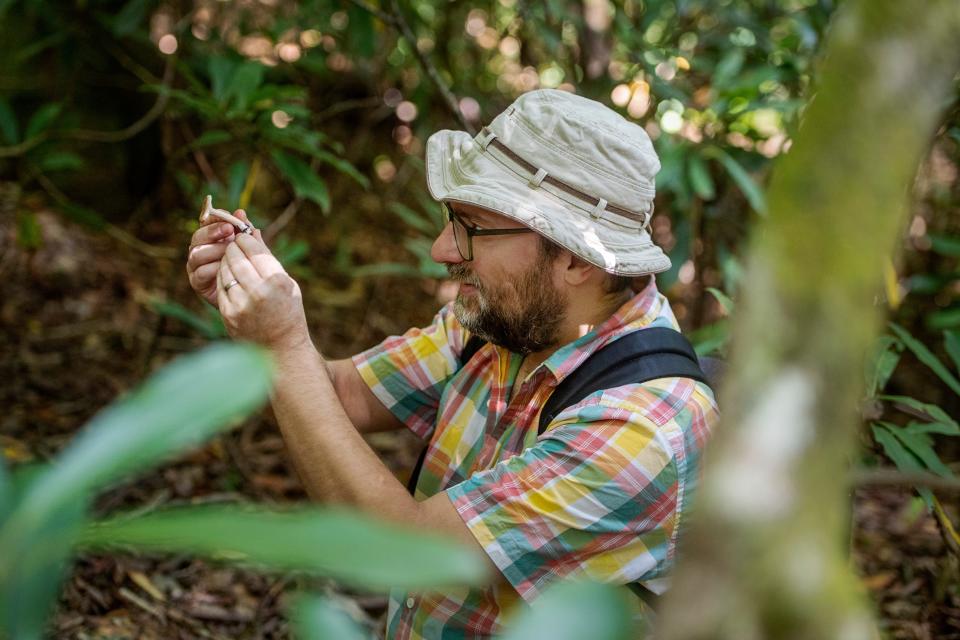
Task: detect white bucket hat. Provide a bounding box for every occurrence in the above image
[425,89,670,276]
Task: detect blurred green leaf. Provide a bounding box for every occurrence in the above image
[889,323,960,396]
[25,103,62,139]
[887,423,954,478]
[926,306,960,331]
[927,233,960,257]
[864,336,901,397]
[945,330,960,374]
[690,319,730,356]
[347,3,376,57]
[150,299,227,339]
[0,458,9,519]
[111,0,150,37]
[60,202,107,231]
[312,148,371,190]
[0,98,19,144]
[289,593,372,640]
[702,146,767,214]
[389,202,439,235]
[705,287,734,315]
[273,236,311,267]
[190,129,233,148]
[16,211,42,250]
[227,160,249,210]
[79,505,488,590]
[225,62,266,112]
[6,343,272,544]
[208,57,235,103]
[500,582,635,640]
[36,150,84,172]
[271,150,330,213]
[687,154,716,200]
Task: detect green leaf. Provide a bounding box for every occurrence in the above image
[864,336,901,397]
[16,211,42,250]
[887,423,954,478]
[945,330,960,374]
[889,323,960,396]
[878,395,959,431]
[0,491,86,640]
[926,306,960,331]
[6,343,272,544]
[190,129,233,149]
[702,146,767,214]
[289,594,371,640]
[346,2,376,57]
[271,151,330,213]
[389,202,439,235]
[79,505,488,590]
[312,148,370,190]
[689,319,730,356]
[150,299,227,339]
[500,582,635,640]
[60,202,107,231]
[225,62,266,112]
[871,423,933,508]
[227,161,249,210]
[927,233,960,257]
[0,458,9,519]
[0,98,19,144]
[705,287,734,315]
[208,57,236,103]
[111,0,150,36]
[904,421,960,437]
[35,150,84,172]
[687,154,716,200]
[25,103,62,139]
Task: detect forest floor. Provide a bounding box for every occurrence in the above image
[2,209,959,639]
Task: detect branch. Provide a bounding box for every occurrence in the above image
[850,467,960,493]
[0,55,175,158]
[345,0,474,134]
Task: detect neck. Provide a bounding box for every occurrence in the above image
[522,284,638,371]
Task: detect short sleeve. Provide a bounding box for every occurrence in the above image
[445,398,681,603]
[352,303,467,440]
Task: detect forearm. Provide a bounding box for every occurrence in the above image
[268,344,422,523]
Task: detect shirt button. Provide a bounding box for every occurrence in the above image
[406,597,416,609]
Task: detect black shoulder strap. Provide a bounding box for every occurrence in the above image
[537,327,707,434]
[460,334,487,364]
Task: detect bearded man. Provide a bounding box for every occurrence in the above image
[186,89,719,639]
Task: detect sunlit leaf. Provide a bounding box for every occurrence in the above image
[702,146,767,214]
[25,103,62,139]
[0,98,18,144]
[500,582,635,640]
[79,505,488,590]
[271,150,330,213]
[889,323,960,396]
[289,593,372,640]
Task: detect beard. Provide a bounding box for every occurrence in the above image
[447,249,567,355]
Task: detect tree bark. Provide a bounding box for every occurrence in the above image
[658,2,960,639]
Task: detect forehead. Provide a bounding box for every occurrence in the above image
[446,201,522,227]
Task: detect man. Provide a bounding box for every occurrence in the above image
[186,89,718,638]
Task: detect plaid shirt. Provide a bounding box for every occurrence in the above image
[353,281,718,639]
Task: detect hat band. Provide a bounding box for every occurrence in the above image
[474,128,650,228]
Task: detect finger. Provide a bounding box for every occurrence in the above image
[224,241,264,290]
[219,259,246,303]
[187,241,229,272]
[190,221,236,248]
[234,233,285,279]
[189,261,220,291]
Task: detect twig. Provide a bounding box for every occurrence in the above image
[345,0,474,133]
[263,196,303,244]
[314,96,384,123]
[0,55,175,158]
[851,467,960,492]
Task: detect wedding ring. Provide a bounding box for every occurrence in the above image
[224,279,240,291]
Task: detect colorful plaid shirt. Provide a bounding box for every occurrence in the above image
[353,281,718,639]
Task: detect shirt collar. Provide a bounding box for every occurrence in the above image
[538,278,679,382]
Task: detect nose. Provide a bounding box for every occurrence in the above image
[431,222,463,265]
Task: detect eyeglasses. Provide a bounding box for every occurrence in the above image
[442,202,533,261]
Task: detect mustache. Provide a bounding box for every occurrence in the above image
[447,264,481,287]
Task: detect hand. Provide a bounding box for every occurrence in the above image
[186,208,253,306]
[217,233,311,354]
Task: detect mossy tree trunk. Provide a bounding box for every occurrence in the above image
[659,1,960,638]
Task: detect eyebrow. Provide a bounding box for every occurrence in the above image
[450,205,495,226]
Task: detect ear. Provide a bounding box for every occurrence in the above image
[561,253,596,287]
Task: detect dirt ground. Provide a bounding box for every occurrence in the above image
[2,208,959,639]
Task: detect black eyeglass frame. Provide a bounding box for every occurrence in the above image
[442,202,533,261]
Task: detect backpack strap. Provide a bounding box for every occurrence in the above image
[537,327,708,434]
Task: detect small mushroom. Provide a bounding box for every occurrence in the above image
[198,195,253,235]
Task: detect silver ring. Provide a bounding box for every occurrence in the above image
[224,279,240,291]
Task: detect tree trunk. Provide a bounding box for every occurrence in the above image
[658,2,960,639]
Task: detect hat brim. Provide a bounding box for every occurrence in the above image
[425,130,671,277]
